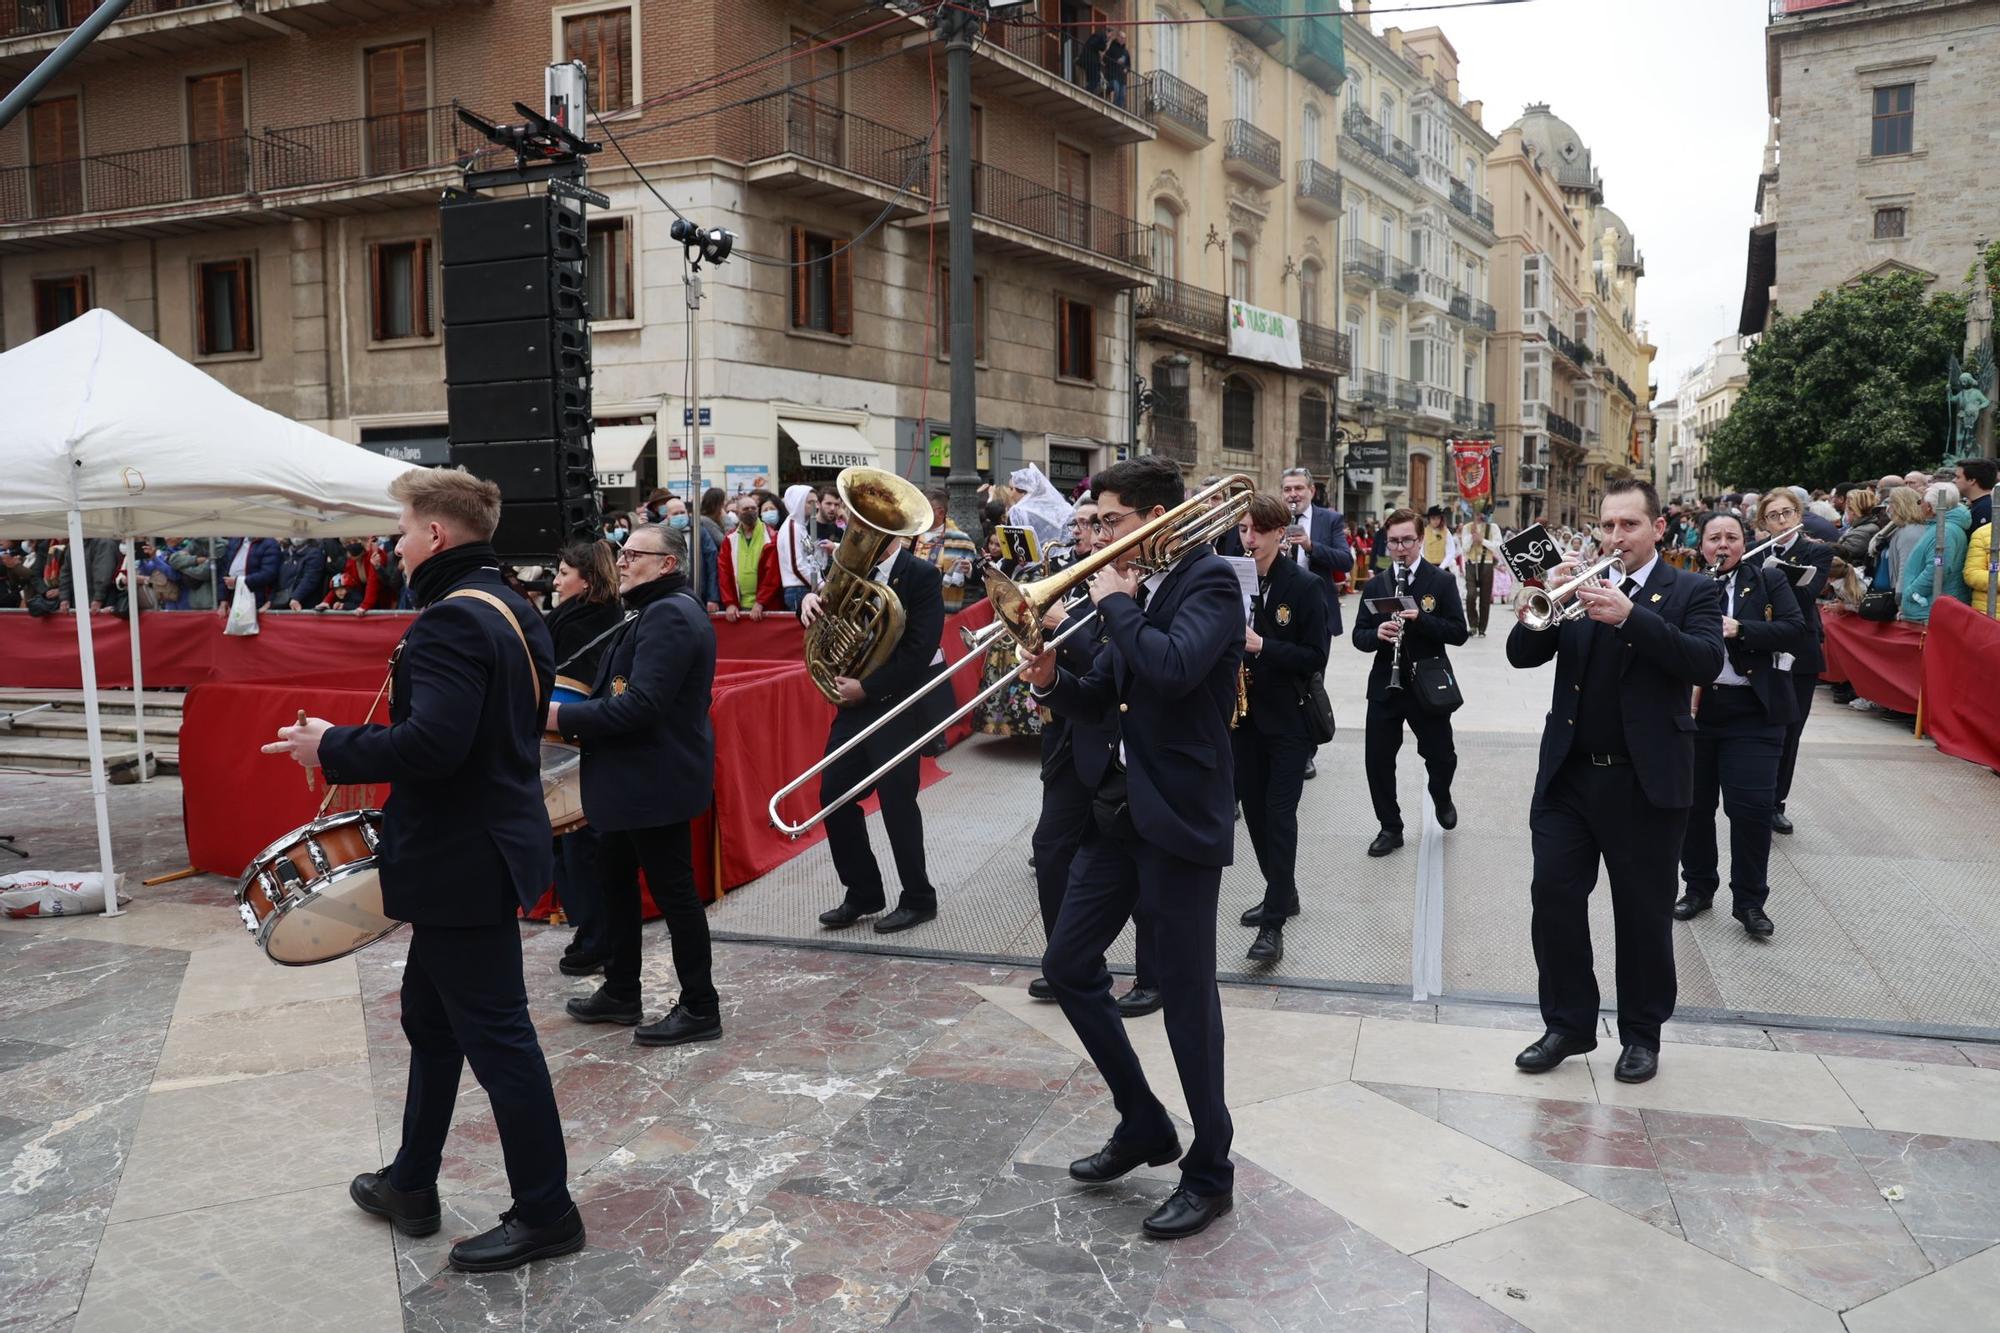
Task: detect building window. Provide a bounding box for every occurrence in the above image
[1055,144,1091,249]
[1344,304,1363,370]
[936,266,986,359]
[1378,319,1394,376]
[1299,259,1320,326]
[1154,5,1180,77]
[1522,254,1542,312]
[1152,200,1180,282]
[196,258,255,355]
[28,96,81,218]
[370,238,433,341]
[187,70,246,197]
[788,26,845,159]
[587,216,634,320]
[32,273,90,334]
[1222,375,1256,453]
[1873,206,1906,239]
[1870,84,1913,156]
[1409,337,1427,384]
[365,40,429,174]
[1299,389,1328,441]
[563,6,634,112]
[1151,355,1190,419]
[1232,64,1254,122]
[1302,102,1321,162]
[1057,297,1095,380]
[1230,234,1251,303]
[789,227,852,335]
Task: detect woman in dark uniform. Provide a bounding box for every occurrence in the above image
[544,539,623,974]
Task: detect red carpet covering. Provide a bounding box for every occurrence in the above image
[170,602,1001,901]
[0,609,415,689]
[1819,604,1924,715]
[1921,598,2000,772]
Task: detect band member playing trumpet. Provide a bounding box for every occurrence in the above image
[1021,456,1242,1241]
[1507,480,1723,1086]
[262,468,582,1272]
[1745,491,1831,836]
[553,523,722,1045]
[1676,511,1805,938]
[1232,494,1328,965]
[1354,507,1466,856]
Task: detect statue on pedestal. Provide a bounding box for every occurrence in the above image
[1948,239,1995,464]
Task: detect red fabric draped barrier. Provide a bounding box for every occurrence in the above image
[1921,598,2000,772]
[0,609,416,689]
[176,601,1003,905]
[1818,605,1924,716]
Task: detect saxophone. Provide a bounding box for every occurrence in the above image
[803,467,935,705]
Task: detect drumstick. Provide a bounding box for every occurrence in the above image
[297,710,314,793]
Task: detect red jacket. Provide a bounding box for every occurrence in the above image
[717,531,783,609]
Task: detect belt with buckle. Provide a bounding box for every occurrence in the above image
[1587,753,1630,766]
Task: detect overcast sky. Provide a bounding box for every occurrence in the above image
[1397,0,1772,399]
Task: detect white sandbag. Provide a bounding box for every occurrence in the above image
[0,870,127,918]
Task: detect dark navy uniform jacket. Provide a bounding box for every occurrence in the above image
[1710,559,1808,725]
[1352,559,1467,700]
[1242,553,1328,736]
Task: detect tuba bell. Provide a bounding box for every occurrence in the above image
[802,466,934,704]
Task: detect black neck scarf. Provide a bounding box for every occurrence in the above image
[409,542,500,607]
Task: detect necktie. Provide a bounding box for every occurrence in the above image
[1622,577,1640,599]
[1134,581,1149,611]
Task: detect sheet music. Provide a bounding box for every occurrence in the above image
[1502,523,1562,583]
[1225,556,1257,618]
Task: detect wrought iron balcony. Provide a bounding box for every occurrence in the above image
[1296,13,1345,92]
[1149,414,1199,465]
[1141,69,1209,146]
[1339,106,1418,179]
[1546,409,1583,447]
[1356,370,1422,414]
[1297,436,1336,473]
[1342,238,1385,284]
[1518,461,1548,492]
[1296,159,1340,217]
[1299,320,1352,376]
[1449,397,1497,432]
[1472,299,1497,332]
[1135,277,1228,346]
[1544,320,1591,368]
[1,0,483,71]
[1222,119,1282,188]
[1449,288,1472,322]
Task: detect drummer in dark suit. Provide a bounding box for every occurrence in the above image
[1232,492,1328,965]
[552,523,720,1046]
[264,467,582,1273]
[1677,510,1806,938]
[800,541,950,933]
[543,539,625,975]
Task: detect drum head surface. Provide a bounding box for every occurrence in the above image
[264,865,400,965]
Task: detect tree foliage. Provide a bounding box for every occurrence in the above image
[1708,271,1967,490]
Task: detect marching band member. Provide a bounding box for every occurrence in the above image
[1020,456,1241,1240]
[1507,480,1724,1086]
[1745,491,1831,836]
[1232,493,1328,965]
[552,523,722,1045]
[1352,507,1467,857]
[1676,510,1806,939]
[263,468,582,1272]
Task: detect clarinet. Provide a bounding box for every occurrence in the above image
[1386,565,1408,692]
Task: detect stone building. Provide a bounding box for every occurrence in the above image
[1669,332,1753,503]
[0,1,1150,506]
[1741,0,2000,333]
[1332,11,1496,519]
[1129,1,1350,493]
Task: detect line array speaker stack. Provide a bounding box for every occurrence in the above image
[440,191,597,556]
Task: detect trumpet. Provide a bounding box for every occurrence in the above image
[769,473,1256,839]
[1519,554,1624,631]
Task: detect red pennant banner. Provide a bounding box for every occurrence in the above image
[1449,440,1493,502]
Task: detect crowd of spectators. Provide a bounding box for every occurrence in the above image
[0,535,410,616]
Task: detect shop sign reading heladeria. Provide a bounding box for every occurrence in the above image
[1227,300,1302,371]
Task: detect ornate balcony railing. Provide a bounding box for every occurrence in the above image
[1141,69,1208,140]
[1545,320,1591,368]
[1299,320,1352,375]
[1357,370,1422,414]
[1340,106,1417,178]
[1471,299,1497,331]
[1518,461,1548,491]
[1449,397,1497,432]
[748,97,930,195]
[1135,277,1228,343]
[6,0,193,41]
[960,159,1150,264]
[1343,238,1385,284]
[1296,159,1340,213]
[1149,414,1199,464]
[1222,119,1281,182]
[1546,409,1583,446]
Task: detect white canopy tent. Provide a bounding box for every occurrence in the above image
[0,309,417,915]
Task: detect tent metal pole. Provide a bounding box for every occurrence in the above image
[122,537,149,783]
[69,512,121,917]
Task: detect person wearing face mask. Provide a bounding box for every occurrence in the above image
[660,496,721,611]
[718,492,783,620]
[775,484,822,614]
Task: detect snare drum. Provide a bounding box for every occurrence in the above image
[548,674,592,739]
[235,810,399,966]
[542,739,586,836]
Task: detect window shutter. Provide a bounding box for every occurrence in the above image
[1057,298,1071,376]
[829,238,852,337]
[1081,304,1095,380]
[366,47,400,119]
[414,239,432,336]
[195,264,211,354]
[238,260,255,352]
[790,226,808,327]
[369,244,385,341]
[30,97,78,164]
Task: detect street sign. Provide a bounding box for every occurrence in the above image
[682,407,712,426]
[1346,441,1390,469]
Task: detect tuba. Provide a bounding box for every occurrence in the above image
[802,466,934,704]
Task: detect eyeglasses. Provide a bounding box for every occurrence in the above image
[1089,509,1138,534]
[616,547,670,564]
[1385,535,1422,548]
[1762,507,1798,520]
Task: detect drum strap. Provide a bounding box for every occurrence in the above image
[444,589,543,714]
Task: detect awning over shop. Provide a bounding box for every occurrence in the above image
[779,419,879,472]
[593,424,654,489]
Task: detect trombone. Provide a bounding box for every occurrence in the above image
[768,473,1256,839]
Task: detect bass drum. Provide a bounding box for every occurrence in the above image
[542,740,586,836]
[235,810,399,966]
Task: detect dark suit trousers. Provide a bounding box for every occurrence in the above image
[1774,671,1816,812]
[1042,829,1233,1198]
[599,821,717,1014]
[1365,693,1457,833]
[821,740,935,913]
[1232,726,1311,922]
[1681,687,1785,911]
[389,921,572,1225]
[1466,561,1495,634]
[1033,763,1154,988]
[552,826,607,958]
[1530,759,1687,1050]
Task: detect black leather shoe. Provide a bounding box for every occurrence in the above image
[1367,829,1404,858]
[1435,801,1458,830]
[557,953,607,977]
[349,1169,440,1237]
[874,905,937,934]
[1027,976,1056,1001]
[1246,926,1283,964]
[447,1205,586,1273]
[1069,1133,1182,1183]
[1240,903,1299,928]
[818,900,879,929]
[1771,811,1794,835]
[1614,1045,1659,1084]
[1514,1030,1598,1073]
[1736,906,1776,938]
[634,1003,722,1047]
[1673,893,1713,921]
[564,987,641,1026]
[1303,758,1317,780]
[1142,1187,1233,1239]
[1117,985,1163,1018]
